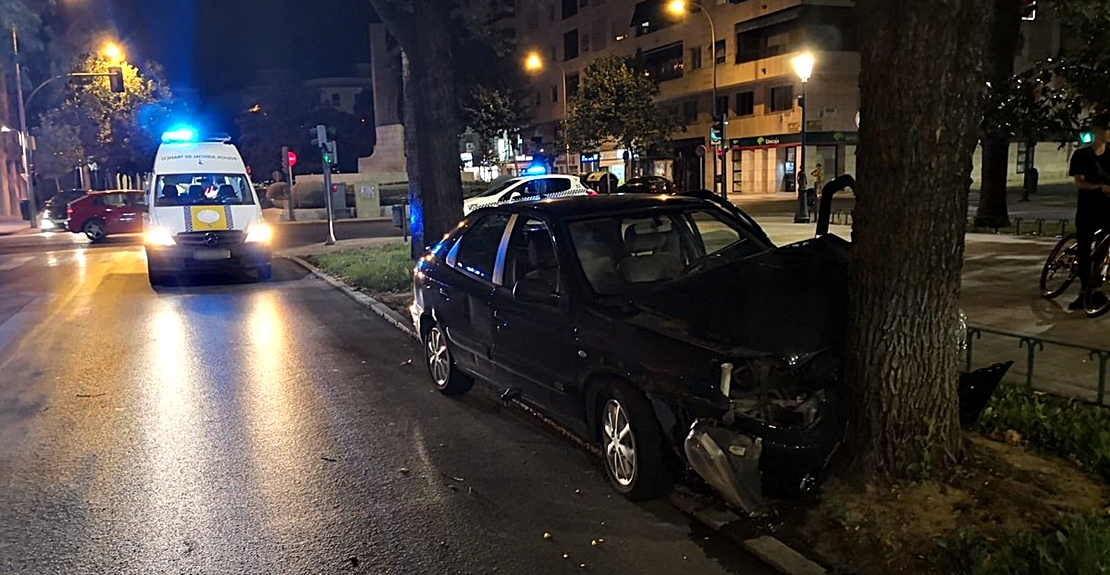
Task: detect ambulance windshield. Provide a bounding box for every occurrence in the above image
[155,173,256,206]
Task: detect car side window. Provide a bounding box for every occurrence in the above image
[503,218,560,292]
[546,178,572,194]
[451,213,511,282]
[679,211,746,258]
[102,194,128,208]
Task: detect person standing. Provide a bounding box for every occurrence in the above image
[810,163,825,191]
[1066,113,1110,311]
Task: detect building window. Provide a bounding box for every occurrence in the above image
[641,42,684,82]
[769,85,794,112]
[330,93,341,107]
[631,0,677,37]
[714,39,726,64]
[682,100,699,124]
[564,30,579,60]
[735,91,754,116]
[562,0,577,18]
[715,96,729,118]
[690,47,702,69]
[566,73,580,98]
[551,86,559,103]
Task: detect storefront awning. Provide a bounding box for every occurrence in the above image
[729,131,858,150]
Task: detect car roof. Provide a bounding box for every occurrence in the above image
[483,193,710,219]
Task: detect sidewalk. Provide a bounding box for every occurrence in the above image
[0,217,35,236]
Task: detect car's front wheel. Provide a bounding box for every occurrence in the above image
[424,323,473,396]
[598,382,672,500]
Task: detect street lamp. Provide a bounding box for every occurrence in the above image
[668,0,723,197]
[102,42,124,63]
[792,51,815,224]
[524,51,572,175]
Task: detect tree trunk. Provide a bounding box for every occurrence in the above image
[974,0,1023,228]
[845,0,992,483]
[371,0,464,259]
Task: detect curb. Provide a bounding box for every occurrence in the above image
[282,254,418,341]
[285,251,829,575]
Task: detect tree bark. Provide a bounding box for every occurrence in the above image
[974,0,1023,228]
[845,0,992,483]
[370,0,464,258]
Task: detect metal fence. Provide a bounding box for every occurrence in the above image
[967,324,1110,405]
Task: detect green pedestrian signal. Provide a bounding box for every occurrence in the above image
[1080,130,1095,144]
[710,114,726,144]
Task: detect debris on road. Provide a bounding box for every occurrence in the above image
[347,557,358,568]
[399,467,410,474]
[543,532,553,540]
[76,393,106,398]
[320,456,338,462]
[400,358,413,366]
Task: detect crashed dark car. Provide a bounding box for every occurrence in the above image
[410,192,1008,513]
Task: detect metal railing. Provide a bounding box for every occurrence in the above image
[966,324,1110,405]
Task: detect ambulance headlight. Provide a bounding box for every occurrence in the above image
[145,226,176,246]
[245,223,273,244]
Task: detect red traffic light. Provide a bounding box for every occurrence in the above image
[287,151,298,167]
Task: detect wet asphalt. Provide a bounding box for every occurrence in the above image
[0,237,771,574]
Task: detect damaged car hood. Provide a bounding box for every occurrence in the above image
[625,235,851,358]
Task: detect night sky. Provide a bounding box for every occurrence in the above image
[90,0,374,125]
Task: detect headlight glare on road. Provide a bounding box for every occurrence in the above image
[245,223,273,244]
[145,226,176,246]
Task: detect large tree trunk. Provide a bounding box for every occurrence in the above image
[974,0,1023,228]
[371,0,464,258]
[845,0,992,483]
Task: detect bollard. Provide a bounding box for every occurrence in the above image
[1019,337,1044,387]
[1036,218,1045,236]
[1091,350,1110,406]
[966,328,982,373]
[1014,218,1023,235]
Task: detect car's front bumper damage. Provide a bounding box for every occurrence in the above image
[682,361,1013,515]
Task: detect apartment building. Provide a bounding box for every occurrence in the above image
[516,0,1064,194]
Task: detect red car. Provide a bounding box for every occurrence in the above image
[67,190,147,242]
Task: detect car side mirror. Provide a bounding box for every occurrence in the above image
[513,277,559,306]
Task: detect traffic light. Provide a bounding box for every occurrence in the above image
[710,114,727,144]
[1080,130,1094,144]
[108,67,124,93]
[323,140,338,166]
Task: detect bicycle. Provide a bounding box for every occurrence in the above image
[1040,228,1110,317]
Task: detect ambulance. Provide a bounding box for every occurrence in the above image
[143,129,273,286]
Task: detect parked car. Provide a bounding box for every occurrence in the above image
[40,189,88,231]
[66,190,147,242]
[410,190,1010,512]
[616,176,676,195]
[463,174,592,215]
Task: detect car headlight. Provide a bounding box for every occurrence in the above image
[40,219,55,230]
[145,226,176,246]
[245,223,273,244]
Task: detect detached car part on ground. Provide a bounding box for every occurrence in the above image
[410,180,1011,515]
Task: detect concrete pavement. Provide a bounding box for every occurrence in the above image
[0,216,34,236]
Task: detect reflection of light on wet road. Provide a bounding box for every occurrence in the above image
[140,298,216,566]
[242,291,327,541]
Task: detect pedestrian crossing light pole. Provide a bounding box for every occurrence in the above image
[313,124,338,245]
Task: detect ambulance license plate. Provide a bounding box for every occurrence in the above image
[193,249,231,261]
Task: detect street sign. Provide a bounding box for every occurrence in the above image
[287,150,298,167]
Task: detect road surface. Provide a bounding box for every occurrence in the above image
[0,238,769,575]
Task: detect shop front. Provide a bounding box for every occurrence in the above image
[728,131,858,195]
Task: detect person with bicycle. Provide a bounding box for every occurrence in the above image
[1067,113,1110,311]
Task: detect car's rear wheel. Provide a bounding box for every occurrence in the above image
[424,323,473,396]
[597,382,672,500]
[83,219,106,242]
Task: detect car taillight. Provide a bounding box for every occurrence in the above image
[586,190,598,196]
[67,207,73,216]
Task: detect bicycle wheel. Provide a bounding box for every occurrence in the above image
[1084,237,1110,318]
[1040,233,1079,300]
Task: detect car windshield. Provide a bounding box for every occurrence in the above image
[568,207,771,295]
[477,178,522,198]
[155,173,256,206]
